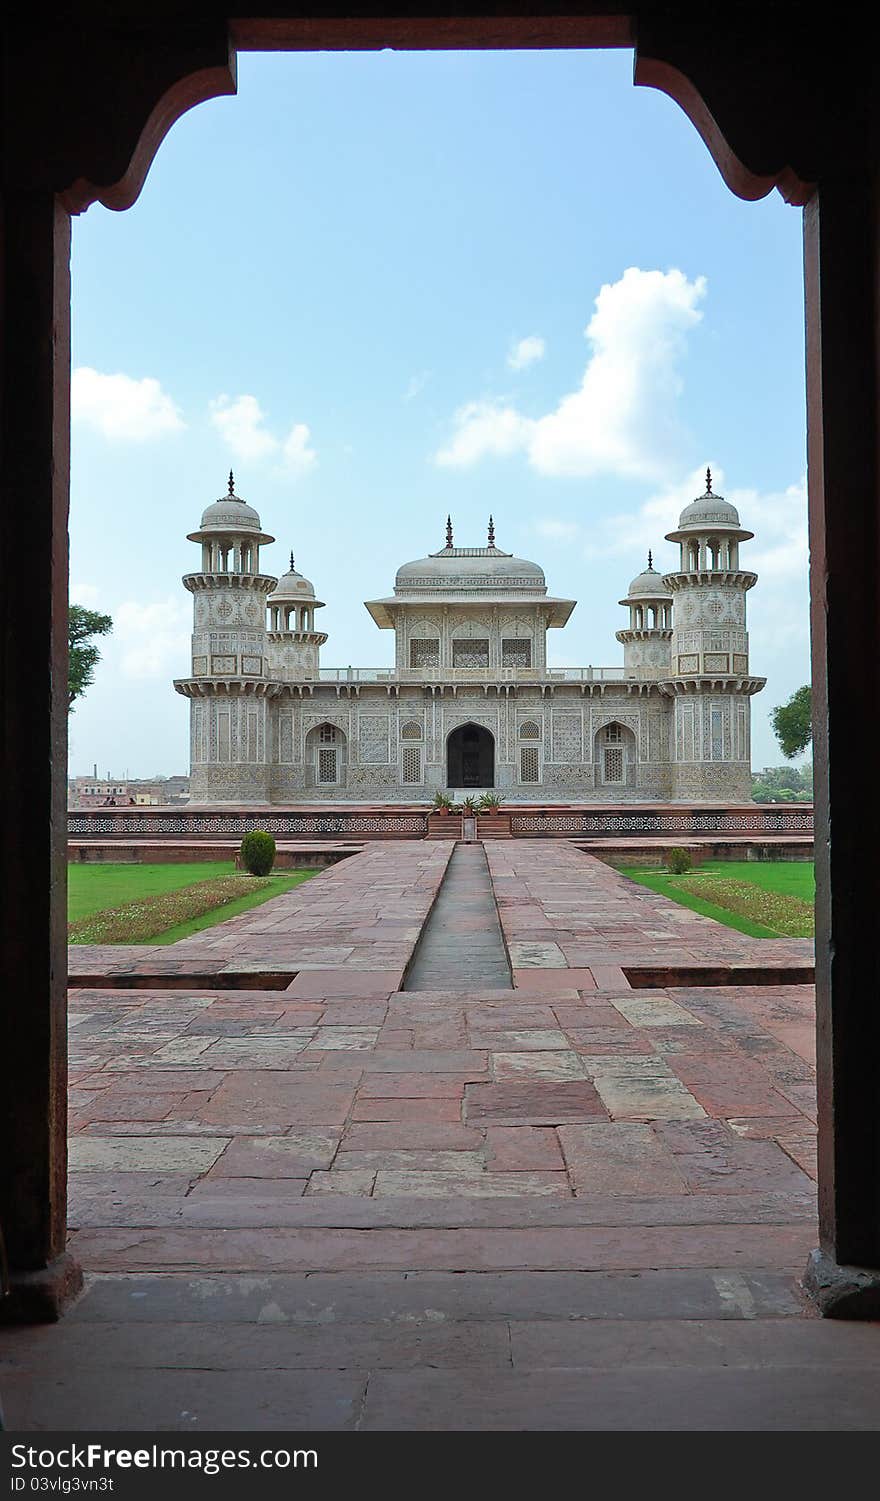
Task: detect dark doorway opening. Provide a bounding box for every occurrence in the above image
[446,723,495,788]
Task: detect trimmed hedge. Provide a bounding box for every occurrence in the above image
[240,829,276,876]
[666,846,693,875]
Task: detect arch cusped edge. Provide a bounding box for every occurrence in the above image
[634,52,815,207]
[60,54,237,216]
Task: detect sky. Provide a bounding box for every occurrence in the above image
[68,48,809,778]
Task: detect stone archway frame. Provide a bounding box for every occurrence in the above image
[2,7,872,1319]
[21,16,816,223]
[592,718,638,789]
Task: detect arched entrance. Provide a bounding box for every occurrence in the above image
[447,722,495,789]
[304,721,347,788]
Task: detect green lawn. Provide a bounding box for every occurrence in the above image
[68,861,236,921]
[68,862,314,944]
[620,860,815,939]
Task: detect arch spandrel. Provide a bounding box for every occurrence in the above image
[5,21,236,214]
[61,58,238,216]
[632,11,819,207]
[6,8,822,220]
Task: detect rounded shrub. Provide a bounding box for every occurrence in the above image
[240,829,276,876]
[666,847,692,875]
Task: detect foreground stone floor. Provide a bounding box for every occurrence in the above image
[5,841,879,1431]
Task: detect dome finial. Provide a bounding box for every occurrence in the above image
[488,515,496,547]
[228,469,235,497]
[289,549,295,572]
[446,515,453,549]
[647,548,653,570]
[706,466,713,495]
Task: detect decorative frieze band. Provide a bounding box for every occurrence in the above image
[510,810,813,835]
[69,806,811,840]
[69,811,429,836]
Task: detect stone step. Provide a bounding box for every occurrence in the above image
[69,1220,814,1274]
[68,1188,817,1231]
[58,1267,808,1325]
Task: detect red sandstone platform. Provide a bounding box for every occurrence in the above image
[7,842,875,1433]
[68,838,365,867]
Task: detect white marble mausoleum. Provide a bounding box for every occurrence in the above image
[174,472,764,803]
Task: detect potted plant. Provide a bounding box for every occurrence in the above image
[460,796,478,815]
[432,790,454,815]
[478,792,503,814]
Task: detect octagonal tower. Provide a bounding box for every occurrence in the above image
[616,553,673,680]
[174,474,277,803]
[662,470,764,799]
[266,552,328,680]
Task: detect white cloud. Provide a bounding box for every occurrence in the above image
[581,463,810,660]
[508,335,546,371]
[210,394,317,479]
[582,465,808,582]
[739,477,810,653]
[279,422,318,478]
[582,463,719,560]
[435,268,706,480]
[72,367,185,441]
[114,598,190,681]
[435,400,534,468]
[746,478,809,583]
[209,394,278,461]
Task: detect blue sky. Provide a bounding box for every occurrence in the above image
[69,48,809,778]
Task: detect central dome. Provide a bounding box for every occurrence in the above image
[366,521,574,629]
[395,545,545,592]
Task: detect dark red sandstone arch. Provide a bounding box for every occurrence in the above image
[1,5,875,1318]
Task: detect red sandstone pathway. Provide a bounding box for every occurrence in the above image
[5,842,879,1431]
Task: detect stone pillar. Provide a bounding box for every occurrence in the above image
[0,193,81,1319]
[803,170,880,1316]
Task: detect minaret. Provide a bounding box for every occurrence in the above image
[662,469,764,799]
[266,551,328,680]
[616,551,673,680]
[174,474,277,803]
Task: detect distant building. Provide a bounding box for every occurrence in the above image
[67,778,135,809]
[128,776,191,805]
[175,471,764,804]
[67,773,190,810]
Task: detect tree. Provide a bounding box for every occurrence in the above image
[751,763,813,803]
[68,604,113,710]
[771,684,812,759]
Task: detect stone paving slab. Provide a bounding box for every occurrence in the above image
[12,838,844,1431]
[64,957,818,1214]
[357,1366,880,1431]
[12,1357,878,1433]
[486,842,814,977]
[1,1368,364,1433]
[14,1312,880,1382]
[70,840,454,985]
[12,1299,880,1431]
